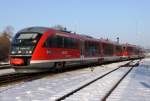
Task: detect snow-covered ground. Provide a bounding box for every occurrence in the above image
[0,69,15,76]
[0,61,129,101]
[107,58,150,101]
[64,67,131,101]
[0,64,15,76]
[0,61,9,65]
[145,53,150,57]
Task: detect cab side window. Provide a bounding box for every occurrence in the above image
[64,38,78,49]
[44,35,78,49]
[103,43,113,56]
[84,41,100,56]
[44,35,63,48]
[116,45,122,53]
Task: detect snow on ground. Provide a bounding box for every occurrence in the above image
[64,67,131,101]
[0,64,15,76]
[0,62,9,65]
[107,58,150,101]
[0,69,15,76]
[0,61,129,101]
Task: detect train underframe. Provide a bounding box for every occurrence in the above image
[11,55,142,73]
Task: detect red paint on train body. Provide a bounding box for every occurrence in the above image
[10,26,145,73]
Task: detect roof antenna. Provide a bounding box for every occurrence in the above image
[117,37,119,43]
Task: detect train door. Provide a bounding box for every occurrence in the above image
[80,40,84,61]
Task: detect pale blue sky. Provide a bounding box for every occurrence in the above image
[0,0,149,48]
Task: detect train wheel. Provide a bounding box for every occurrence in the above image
[54,62,65,72]
[98,58,104,65]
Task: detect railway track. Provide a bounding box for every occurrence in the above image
[0,72,54,87]
[0,65,11,69]
[55,60,140,101]
[0,60,131,87]
[101,60,140,101]
[0,73,26,85]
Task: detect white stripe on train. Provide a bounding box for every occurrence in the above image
[30,56,123,64]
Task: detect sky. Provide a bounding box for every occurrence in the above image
[0,0,150,48]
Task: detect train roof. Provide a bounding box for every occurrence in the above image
[122,43,144,50]
[17,26,97,41]
[122,43,138,48]
[17,26,143,48]
[17,27,50,34]
[19,26,119,45]
[53,28,118,44]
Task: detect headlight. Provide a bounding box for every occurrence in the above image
[25,50,32,54]
[11,51,15,54]
[29,51,32,54]
[18,51,21,53]
[25,51,29,54]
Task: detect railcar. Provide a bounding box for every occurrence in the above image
[122,44,144,59]
[10,27,144,73]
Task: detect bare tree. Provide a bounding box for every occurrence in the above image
[0,26,14,62]
[3,25,14,39]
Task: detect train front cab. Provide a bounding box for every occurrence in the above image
[29,29,89,72]
[10,27,52,73]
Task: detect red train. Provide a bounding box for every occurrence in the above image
[10,27,144,73]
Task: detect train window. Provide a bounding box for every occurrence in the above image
[84,41,100,56]
[12,33,42,46]
[44,35,63,48]
[64,38,78,49]
[57,36,64,48]
[123,46,126,50]
[103,43,113,56]
[116,45,122,53]
[17,33,38,39]
[134,48,139,54]
[44,35,78,49]
[127,47,133,52]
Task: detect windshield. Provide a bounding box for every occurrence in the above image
[12,33,41,46]
[17,33,38,39]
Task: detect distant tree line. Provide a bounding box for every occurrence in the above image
[0,26,13,62]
